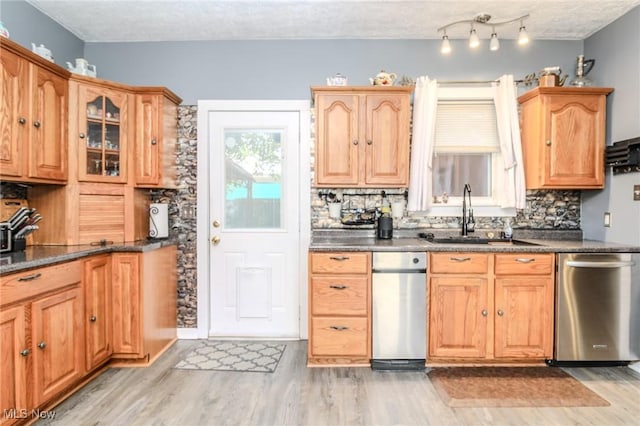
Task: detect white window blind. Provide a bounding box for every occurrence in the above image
[434,101,499,153]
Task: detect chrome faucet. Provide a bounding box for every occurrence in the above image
[461,183,475,236]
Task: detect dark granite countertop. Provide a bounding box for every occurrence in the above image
[0,239,177,275]
[309,229,640,253]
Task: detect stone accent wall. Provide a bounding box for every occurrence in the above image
[150,105,198,328]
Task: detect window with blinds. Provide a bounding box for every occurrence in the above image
[432,94,502,200]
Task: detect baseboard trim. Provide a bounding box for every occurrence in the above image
[177,328,201,339]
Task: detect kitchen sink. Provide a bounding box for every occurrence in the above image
[418,233,541,246]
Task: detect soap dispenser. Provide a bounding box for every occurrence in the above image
[502,219,513,240]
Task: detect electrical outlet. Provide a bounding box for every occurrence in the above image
[604,212,611,227]
[634,185,640,201]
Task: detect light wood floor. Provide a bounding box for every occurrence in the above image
[39,340,640,426]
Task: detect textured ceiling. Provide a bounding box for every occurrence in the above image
[26,0,640,42]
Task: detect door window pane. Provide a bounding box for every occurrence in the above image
[224,130,283,229]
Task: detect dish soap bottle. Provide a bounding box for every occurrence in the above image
[502,219,513,240]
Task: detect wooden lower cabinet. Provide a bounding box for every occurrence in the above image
[0,306,28,426]
[428,252,555,364]
[31,288,85,407]
[84,255,113,371]
[0,261,83,425]
[308,251,371,366]
[111,246,177,365]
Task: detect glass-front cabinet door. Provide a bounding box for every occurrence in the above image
[78,84,127,183]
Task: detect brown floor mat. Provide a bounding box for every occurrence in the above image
[428,367,610,407]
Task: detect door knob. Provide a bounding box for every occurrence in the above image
[213,220,221,228]
[211,236,221,245]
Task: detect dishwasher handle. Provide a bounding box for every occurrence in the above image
[565,260,635,269]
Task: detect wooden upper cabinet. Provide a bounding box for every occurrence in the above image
[313,86,412,188]
[518,87,613,189]
[134,89,181,188]
[0,39,68,184]
[0,48,28,178]
[73,80,129,184]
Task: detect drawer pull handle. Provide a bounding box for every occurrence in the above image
[37,341,46,349]
[89,315,97,322]
[329,256,350,261]
[18,272,42,282]
[329,285,348,290]
[329,326,349,331]
[450,257,471,262]
[515,258,535,263]
[20,349,30,357]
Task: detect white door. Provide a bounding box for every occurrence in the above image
[207,110,300,337]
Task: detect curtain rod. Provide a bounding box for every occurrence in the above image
[437,79,525,85]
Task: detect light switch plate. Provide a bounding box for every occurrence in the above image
[634,184,640,201]
[604,212,611,227]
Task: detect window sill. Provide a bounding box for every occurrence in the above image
[415,205,516,218]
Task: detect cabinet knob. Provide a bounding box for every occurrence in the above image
[18,117,27,125]
[151,139,157,145]
[37,341,46,349]
[20,349,30,357]
[352,139,359,145]
[79,133,86,139]
[481,309,488,317]
[366,139,373,145]
[546,140,552,146]
[33,120,41,128]
[89,315,97,322]
[497,309,504,316]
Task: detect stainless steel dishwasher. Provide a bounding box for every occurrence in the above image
[371,252,427,370]
[555,253,640,363]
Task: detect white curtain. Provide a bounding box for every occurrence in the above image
[407,76,439,212]
[492,75,526,209]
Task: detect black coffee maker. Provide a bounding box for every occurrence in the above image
[377,210,393,239]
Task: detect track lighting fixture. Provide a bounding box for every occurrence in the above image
[437,13,530,54]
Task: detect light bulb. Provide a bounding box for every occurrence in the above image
[469,28,480,48]
[489,32,499,51]
[518,24,529,45]
[441,35,451,54]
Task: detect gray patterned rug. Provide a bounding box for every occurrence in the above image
[173,341,286,373]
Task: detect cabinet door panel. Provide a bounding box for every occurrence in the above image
[315,94,359,186]
[84,255,112,371]
[31,288,84,406]
[0,50,28,178]
[494,277,554,358]
[29,66,67,181]
[546,95,604,187]
[0,305,29,421]
[111,254,142,356]
[429,276,488,358]
[364,94,409,186]
[135,94,160,185]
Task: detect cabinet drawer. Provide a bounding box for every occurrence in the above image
[310,252,370,274]
[1,261,82,306]
[429,253,489,274]
[311,276,368,316]
[495,253,554,275]
[310,317,368,357]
